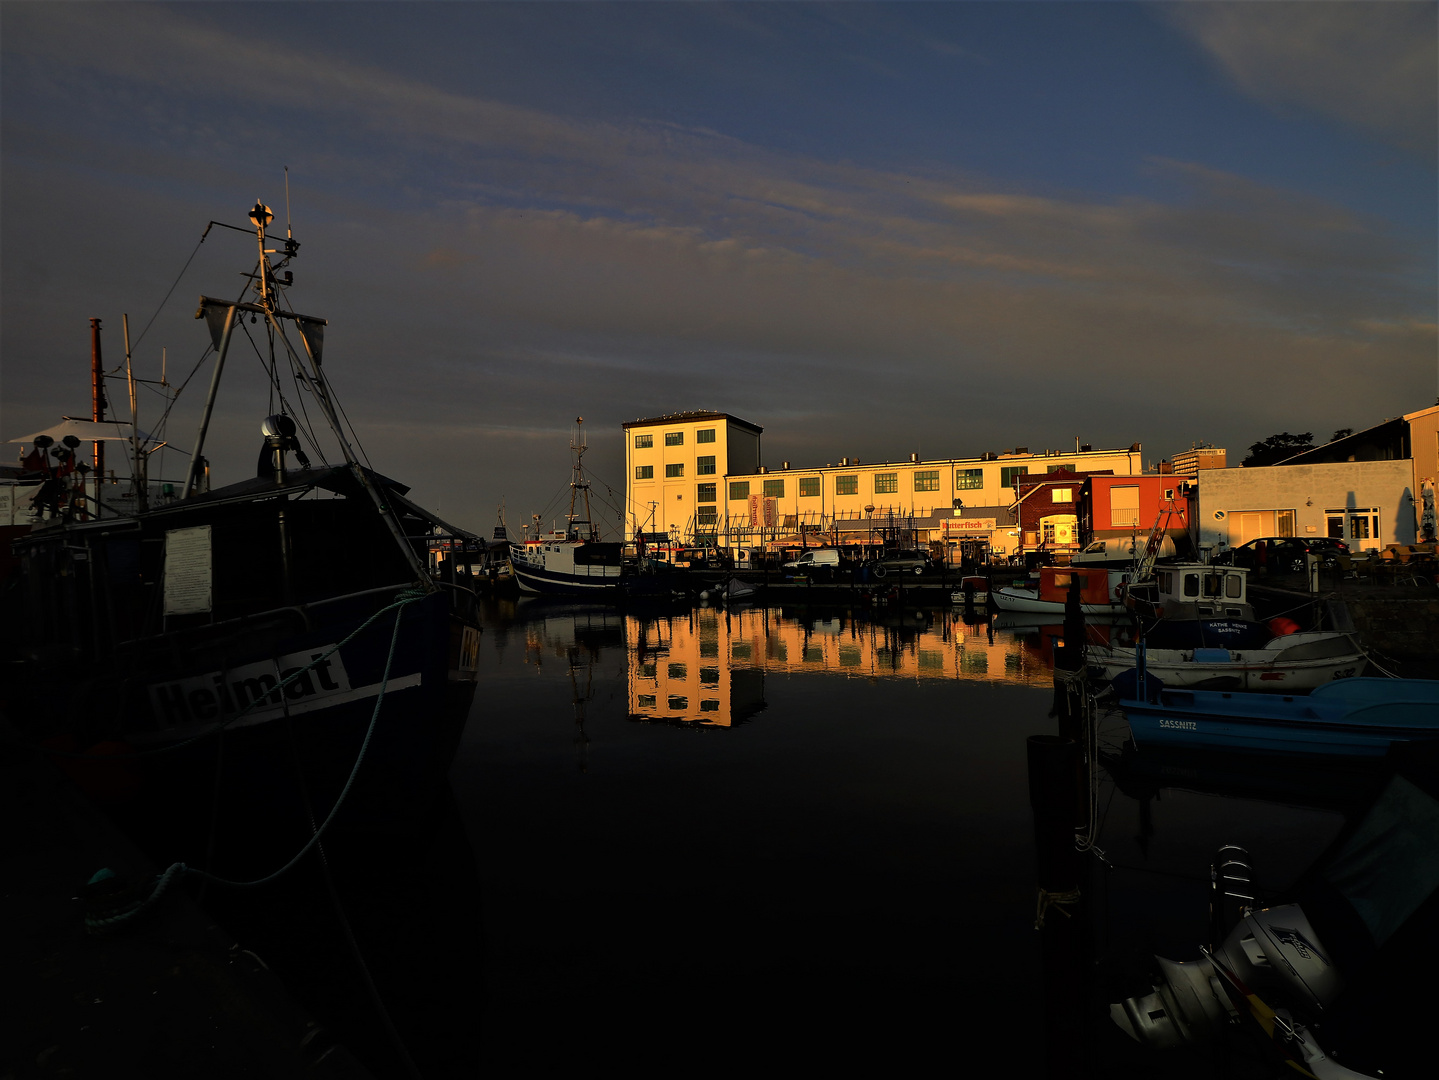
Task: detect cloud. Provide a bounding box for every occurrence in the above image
[1167,1,1438,157]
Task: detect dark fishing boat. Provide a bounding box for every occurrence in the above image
[7,201,482,831]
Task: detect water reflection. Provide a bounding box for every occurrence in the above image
[496,597,1109,728]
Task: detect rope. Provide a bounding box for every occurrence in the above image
[26,589,425,760]
[1034,887,1082,929]
[84,589,420,931]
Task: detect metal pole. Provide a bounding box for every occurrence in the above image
[184,305,238,498]
[90,318,105,518]
[123,314,147,513]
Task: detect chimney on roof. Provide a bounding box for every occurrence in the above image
[909,452,919,463]
[1080,443,1092,452]
[782,461,790,470]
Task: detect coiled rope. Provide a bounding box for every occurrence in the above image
[85,589,423,932]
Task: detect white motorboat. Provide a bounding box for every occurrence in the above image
[991,565,1129,615]
[1091,630,1367,692]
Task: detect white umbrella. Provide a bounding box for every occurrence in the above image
[9,418,153,444]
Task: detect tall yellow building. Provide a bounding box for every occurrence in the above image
[623,411,762,540]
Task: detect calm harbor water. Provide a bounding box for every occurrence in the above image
[437,597,1361,1076]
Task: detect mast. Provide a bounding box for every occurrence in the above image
[90,318,105,516]
[567,416,596,541]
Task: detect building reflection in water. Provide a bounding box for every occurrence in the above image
[625,605,1069,728]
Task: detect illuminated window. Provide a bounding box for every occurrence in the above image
[697,455,716,475]
[729,482,749,500]
[696,483,717,502]
[1051,488,1072,503]
[664,432,684,446]
[665,463,684,478]
[955,469,983,490]
[634,465,653,479]
[696,429,716,443]
[836,474,858,495]
[799,477,821,497]
[874,472,898,494]
[1000,466,1029,488]
[764,479,784,498]
[634,434,653,448]
[914,470,940,492]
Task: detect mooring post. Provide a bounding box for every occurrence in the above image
[1027,733,1085,1077]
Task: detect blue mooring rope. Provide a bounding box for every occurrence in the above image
[85,588,425,932]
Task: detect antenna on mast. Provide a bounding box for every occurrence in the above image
[284,166,292,241]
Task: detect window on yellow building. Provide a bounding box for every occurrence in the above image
[836,474,858,495]
[764,479,784,498]
[729,482,749,500]
[914,470,940,492]
[634,434,653,448]
[799,477,820,497]
[697,455,716,475]
[697,429,716,443]
[666,463,684,478]
[875,472,898,494]
[697,483,716,502]
[635,465,653,479]
[664,432,684,446]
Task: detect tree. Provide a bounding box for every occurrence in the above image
[1242,432,1314,467]
[1330,428,1354,442]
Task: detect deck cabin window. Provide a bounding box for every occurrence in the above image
[697,455,716,475]
[874,472,898,494]
[1000,466,1029,488]
[665,463,684,478]
[729,482,749,500]
[955,469,984,490]
[1227,574,1242,598]
[664,432,684,446]
[763,479,785,498]
[836,474,858,495]
[1183,573,1199,597]
[634,433,653,448]
[696,483,716,503]
[799,477,821,497]
[1111,485,1140,528]
[696,428,716,444]
[914,470,940,492]
[635,465,654,479]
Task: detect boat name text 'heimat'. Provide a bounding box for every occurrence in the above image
[149,648,352,727]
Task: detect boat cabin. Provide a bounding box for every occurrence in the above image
[1036,565,1121,605]
[1154,563,1251,620]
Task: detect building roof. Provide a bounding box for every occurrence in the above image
[623,411,763,434]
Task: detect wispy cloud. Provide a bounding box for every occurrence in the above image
[1167,1,1437,158]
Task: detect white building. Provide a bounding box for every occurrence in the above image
[1198,459,1417,553]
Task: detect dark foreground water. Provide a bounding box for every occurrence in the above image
[183,597,1400,1077]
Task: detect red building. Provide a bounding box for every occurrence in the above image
[1012,469,1113,557]
[1078,475,1191,546]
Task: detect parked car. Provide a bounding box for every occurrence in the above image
[782,549,841,571]
[1214,536,1349,571]
[872,551,933,576]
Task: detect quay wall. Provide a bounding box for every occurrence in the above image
[1344,595,1439,662]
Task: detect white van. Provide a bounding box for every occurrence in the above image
[782,549,841,571]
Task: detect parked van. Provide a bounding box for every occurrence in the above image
[782,549,841,571]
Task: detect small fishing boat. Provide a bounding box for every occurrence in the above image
[1119,675,1439,756]
[1091,629,1367,692]
[991,565,1128,615]
[509,420,623,595]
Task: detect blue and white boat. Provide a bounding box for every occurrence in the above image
[1119,676,1439,756]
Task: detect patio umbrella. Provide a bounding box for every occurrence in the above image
[8,418,152,444]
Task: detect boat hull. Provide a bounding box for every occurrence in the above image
[510,559,621,595]
[991,586,1124,616]
[1120,678,1439,757]
[1092,648,1367,692]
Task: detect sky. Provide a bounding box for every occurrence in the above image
[2,2,1435,535]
